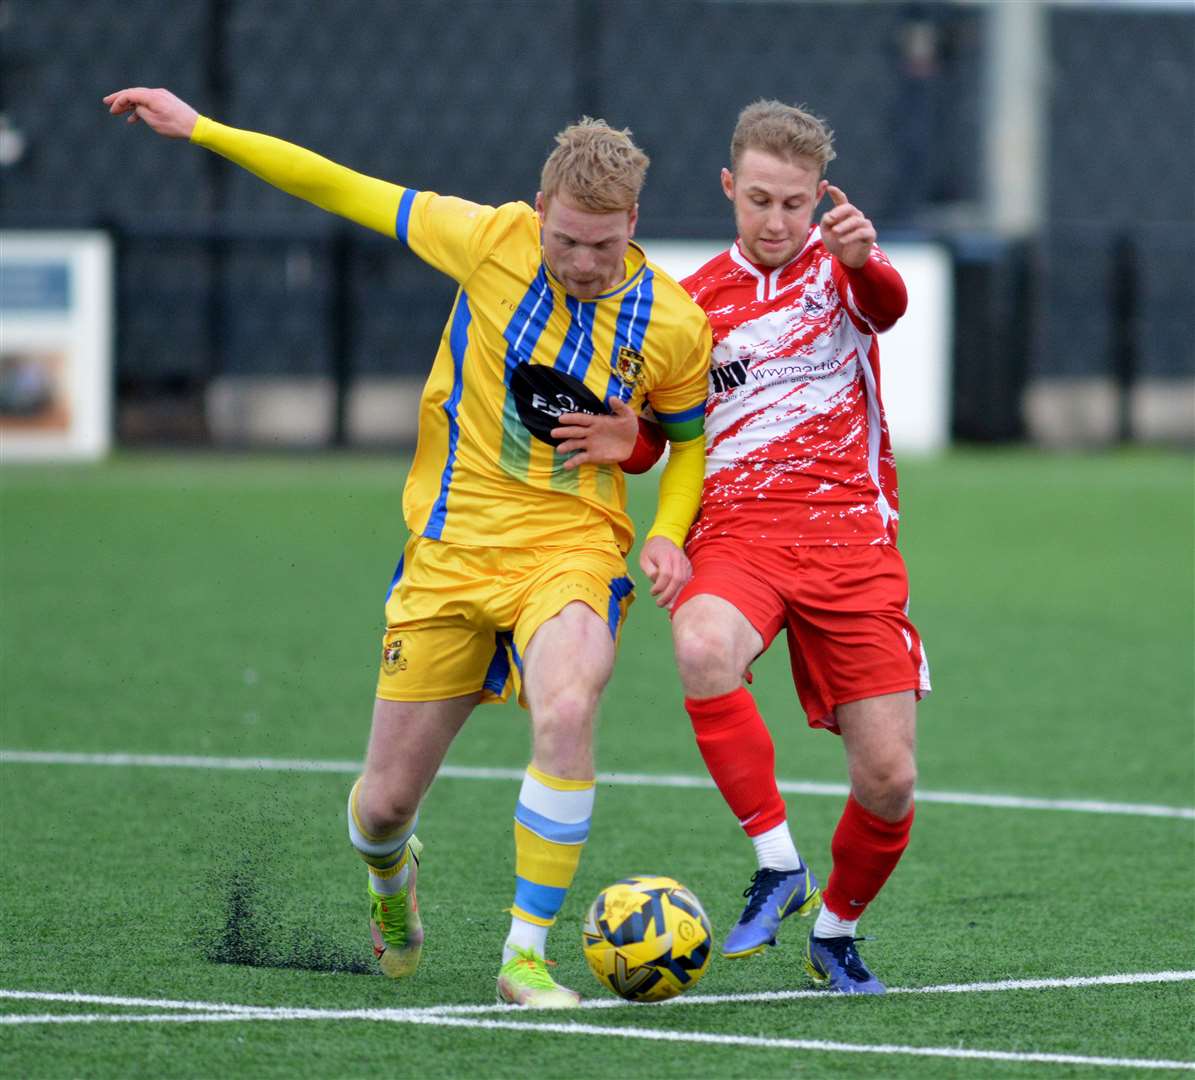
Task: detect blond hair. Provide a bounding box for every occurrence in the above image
[540,117,649,213]
[730,100,836,175]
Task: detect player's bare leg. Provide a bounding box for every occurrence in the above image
[496,601,615,1007]
[808,690,917,994]
[672,595,819,956]
[672,594,760,697]
[838,690,917,820]
[350,694,477,978]
[523,601,615,780]
[358,695,478,832]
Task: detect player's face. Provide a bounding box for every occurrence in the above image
[537,192,637,300]
[723,149,828,268]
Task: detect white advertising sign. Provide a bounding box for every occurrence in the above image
[0,231,114,461]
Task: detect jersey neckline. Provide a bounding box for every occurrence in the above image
[541,240,649,302]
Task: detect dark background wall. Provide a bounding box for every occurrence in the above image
[1,0,1191,444]
[1038,5,1195,387]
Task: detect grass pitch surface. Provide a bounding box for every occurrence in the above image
[2,449,1193,1078]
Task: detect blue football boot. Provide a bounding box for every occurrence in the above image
[805,932,886,994]
[722,865,821,958]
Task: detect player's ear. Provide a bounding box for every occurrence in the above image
[626,204,638,239]
[816,178,829,205]
[535,191,546,223]
[720,167,735,202]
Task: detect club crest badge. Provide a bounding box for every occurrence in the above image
[382,638,407,674]
[614,346,645,388]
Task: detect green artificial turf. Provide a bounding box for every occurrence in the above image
[2,449,1193,1078]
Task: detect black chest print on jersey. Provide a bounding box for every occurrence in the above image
[508,363,609,446]
[710,359,749,393]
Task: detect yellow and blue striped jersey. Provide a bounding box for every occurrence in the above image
[192,118,710,554]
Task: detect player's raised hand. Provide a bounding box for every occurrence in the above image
[819,186,876,269]
[551,396,638,470]
[102,88,199,139]
[639,535,692,609]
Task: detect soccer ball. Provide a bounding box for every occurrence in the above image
[582,875,712,1002]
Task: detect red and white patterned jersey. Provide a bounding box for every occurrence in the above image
[682,228,907,548]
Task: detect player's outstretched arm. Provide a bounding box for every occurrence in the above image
[103,87,198,139]
[103,86,403,238]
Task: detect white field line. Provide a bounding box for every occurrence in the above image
[0,1013,1192,1074]
[3,977,1195,1071]
[4,970,1192,1019]
[2,750,1192,820]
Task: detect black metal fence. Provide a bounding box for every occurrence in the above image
[2,0,1191,444]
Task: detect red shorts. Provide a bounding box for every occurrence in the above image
[674,540,931,733]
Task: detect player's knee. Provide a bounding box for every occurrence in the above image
[533,687,596,741]
[672,620,740,688]
[529,690,598,775]
[852,757,917,819]
[357,783,419,837]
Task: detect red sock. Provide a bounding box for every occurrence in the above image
[685,687,786,837]
[822,794,914,920]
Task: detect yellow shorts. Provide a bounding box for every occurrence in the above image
[376,534,635,705]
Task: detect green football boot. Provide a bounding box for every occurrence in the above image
[368,835,424,978]
[497,946,582,1008]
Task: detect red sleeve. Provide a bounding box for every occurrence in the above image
[620,418,668,474]
[833,252,907,333]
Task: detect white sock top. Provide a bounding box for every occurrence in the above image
[814,905,859,939]
[751,821,802,871]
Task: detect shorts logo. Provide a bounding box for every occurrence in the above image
[614,346,645,388]
[382,638,408,674]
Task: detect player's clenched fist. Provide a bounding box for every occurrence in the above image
[639,535,692,609]
[102,87,199,140]
[818,185,876,269]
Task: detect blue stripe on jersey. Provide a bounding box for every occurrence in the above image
[654,402,706,425]
[424,292,472,539]
[395,189,418,243]
[502,266,555,381]
[514,877,568,921]
[606,269,656,403]
[606,575,634,638]
[483,631,513,696]
[514,802,590,845]
[554,296,596,378]
[384,554,405,603]
[499,268,556,475]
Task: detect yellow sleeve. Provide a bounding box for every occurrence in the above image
[190,116,403,237]
[401,196,509,283]
[645,434,705,546]
[647,319,710,443]
[190,116,506,283]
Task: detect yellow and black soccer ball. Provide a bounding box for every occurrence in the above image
[582,875,713,1002]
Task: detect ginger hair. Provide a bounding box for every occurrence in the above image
[540,117,649,213]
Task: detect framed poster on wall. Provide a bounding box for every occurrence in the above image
[0,231,113,461]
